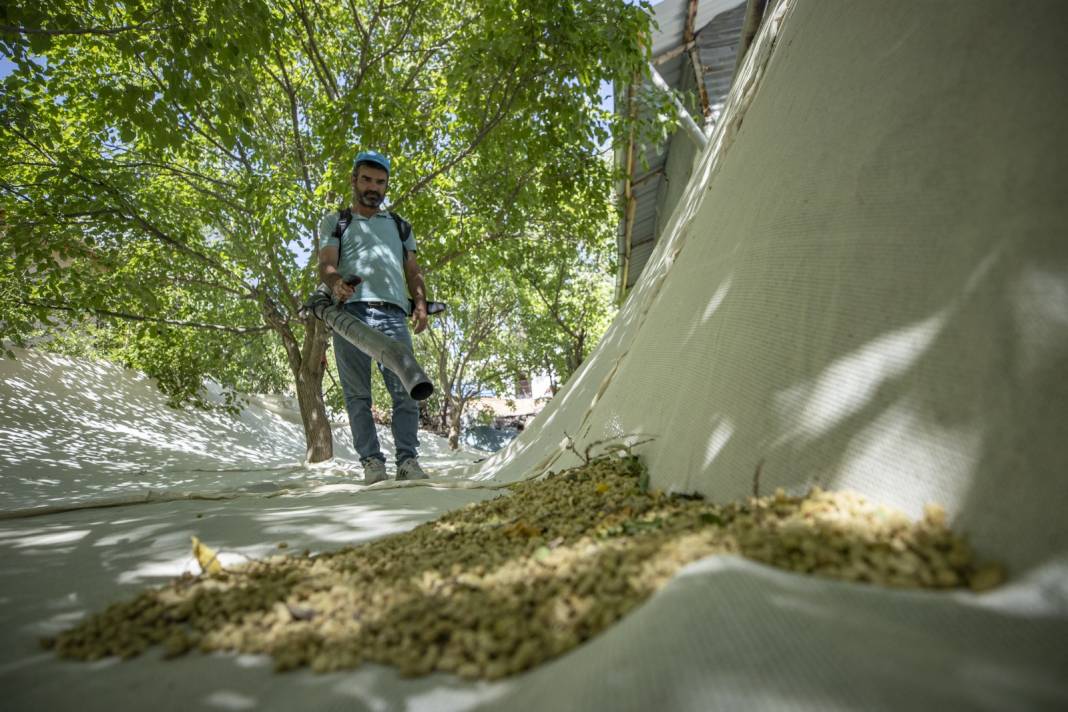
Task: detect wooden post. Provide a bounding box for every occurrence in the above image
[732,0,769,86]
[685,0,713,128]
[618,74,640,303]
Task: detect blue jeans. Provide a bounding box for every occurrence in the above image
[332,302,420,465]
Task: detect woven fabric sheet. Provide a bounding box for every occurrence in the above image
[3,1,1067,709]
[473,0,1068,578]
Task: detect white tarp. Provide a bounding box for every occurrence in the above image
[3,1,1067,709]
[473,0,1068,574]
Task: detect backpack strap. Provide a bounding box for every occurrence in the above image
[390,210,410,257]
[333,207,353,241]
[389,211,412,258]
[334,207,411,258]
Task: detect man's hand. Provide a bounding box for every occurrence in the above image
[411,302,428,334]
[403,251,428,334]
[330,274,357,303]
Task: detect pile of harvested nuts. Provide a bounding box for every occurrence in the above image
[43,455,1003,678]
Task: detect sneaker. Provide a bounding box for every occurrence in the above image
[397,458,428,480]
[362,458,388,485]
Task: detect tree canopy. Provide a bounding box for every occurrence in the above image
[1,0,661,457]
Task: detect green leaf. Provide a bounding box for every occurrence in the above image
[1,0,651,456]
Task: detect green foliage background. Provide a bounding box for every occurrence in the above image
[0,0,671,444]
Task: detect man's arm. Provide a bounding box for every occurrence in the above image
[319,245,354,302]
[404,251,428,334]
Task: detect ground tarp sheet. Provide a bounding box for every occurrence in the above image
[4,0,1068,708]
[2,338,1066,712]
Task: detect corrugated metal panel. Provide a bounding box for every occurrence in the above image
[629,239,657,274]
[618,0,748,296]
[698,3,748,124]
[650,0,748,57]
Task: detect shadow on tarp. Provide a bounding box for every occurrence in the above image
[0,349,309,510]
[473,556,1068,712]
[0,348,483,513]
[0,485,502,711]
[500,0,1068,584]
[3,482,1067,710]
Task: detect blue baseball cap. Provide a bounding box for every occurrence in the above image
[353,150,391,174]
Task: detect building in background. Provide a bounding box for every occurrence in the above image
[617,0,778,299]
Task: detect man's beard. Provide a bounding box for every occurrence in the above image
[358,190,383,207]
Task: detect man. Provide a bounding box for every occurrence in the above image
[318,150,430,483]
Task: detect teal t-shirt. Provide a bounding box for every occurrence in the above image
[319,210,418,314]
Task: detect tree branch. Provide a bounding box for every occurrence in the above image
[365,0,423,70]
[266,51,314,195]
[397,17,473,94]
[265,235,301,317]
[68,167,251,290]
[344,0,368,41]
[0,12,161,37]
[4,124,59,165]
[344,0,373,87]
[8,208,122,229]
[428,229,514,272]
[140,66,254,174]
[291,0,339,100]
[170,275,250,299]
[392,71,525,208]
[113,160,240,191]
[117,160,248,213]
[20,300,270,334]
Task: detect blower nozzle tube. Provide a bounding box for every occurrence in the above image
[303,287,434,401]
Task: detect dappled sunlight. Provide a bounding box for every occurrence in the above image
[773,312,947,443]
[95,523,172,547]
[1011,265,1068,379]
[8,528,90,548]
[0,349,309,509]
[203,689,259,710]
[0,652,54,677]
[0,348,477,514]
[0,523,92,551]
[118,553,215,586]
[835,401,981,516]
[399,682,511,712]
[234,653,271,668]
[33,609,88,637]
[601,414,625,441]
[701,277,732,323]
[326,666,511,712]
[701,419,734,469]
[949,556,1068,618]
[256,501,436,546]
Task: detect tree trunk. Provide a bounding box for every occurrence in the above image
[439,394,450,433]
[568,330,587,377]
[269,306,333,463]
[447,394,466,450]
[448,410,462,450]
[296,319,333,463]
[295,357,332,462]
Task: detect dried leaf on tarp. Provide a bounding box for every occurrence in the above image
[191,535,223,574]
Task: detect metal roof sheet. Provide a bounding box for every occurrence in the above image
[650,0,749,57]
[617,0,748,296]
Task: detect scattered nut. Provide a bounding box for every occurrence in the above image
[44,455,1001,679]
